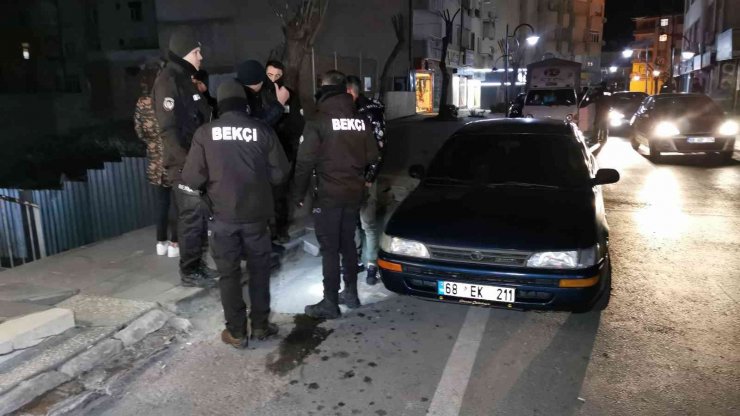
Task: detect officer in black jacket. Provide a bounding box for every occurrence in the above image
[182,80,290,349]
[152,27,216,288]
[291,71,379,319]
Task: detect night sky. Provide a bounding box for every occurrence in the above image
[603,0,685,51]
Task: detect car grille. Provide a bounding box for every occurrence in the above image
[427,245,531,267]
[403,266,559,287]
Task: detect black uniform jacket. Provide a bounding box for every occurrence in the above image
[291,91,379,209]
[182,111,290,224]
[152,54,212,182]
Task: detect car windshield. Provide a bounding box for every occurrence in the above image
[426,134,590,188]
[654,96,722,116]
[525,89,577,106]
[612,93,647,113]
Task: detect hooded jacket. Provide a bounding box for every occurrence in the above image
[152,52,212,182]
[182,111,290,223]
[291,88,379,208]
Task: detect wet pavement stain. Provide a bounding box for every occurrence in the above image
[267,314,333,376]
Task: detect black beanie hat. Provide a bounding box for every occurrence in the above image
[236,60,266,86]
[217,80,248,114]
[169,27,201,58]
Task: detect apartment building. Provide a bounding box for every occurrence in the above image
[627,15,684,95]
[680,0,740,112]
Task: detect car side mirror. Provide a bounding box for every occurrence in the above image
[593,168,620,185]
[409,164,426,179]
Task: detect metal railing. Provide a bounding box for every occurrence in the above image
[0,192,46,268]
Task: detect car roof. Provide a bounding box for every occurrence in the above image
[457,118,575,136]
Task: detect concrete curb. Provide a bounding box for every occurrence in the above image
[0,307,192,415]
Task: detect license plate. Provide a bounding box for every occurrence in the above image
[437,281,515,303]
[687,137,715,143]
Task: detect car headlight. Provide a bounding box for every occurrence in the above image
[380,233,430,258]
[654,121,680,138]
[526,114,534,118]
[608,110,624,120]
[718,120,739,136]
[526,245,598,269]
[565,114,573,122]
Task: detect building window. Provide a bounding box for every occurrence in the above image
[660,18,669,27]
[586,60,594,67]
[21,42,30,60]
[659,34,668,42]
[589,31,600,43]
[129,1,142,21]
[470,33,475,51]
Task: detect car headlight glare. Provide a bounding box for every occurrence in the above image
[380,234,430,258]
[565,114,573,122]
[718,120,739,136]
[608,110,624,120]
[526,245,598,269]
[654,121,680,138]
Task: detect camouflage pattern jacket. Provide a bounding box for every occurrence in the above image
[356,95,386,183]
[134,96,169,186]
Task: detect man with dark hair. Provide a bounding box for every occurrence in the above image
[236,60,290,126]
[152,27,217,288]
[263,60,305,243]
[291,70,379,319]
[182,80,290,349]
[345,75,386,286]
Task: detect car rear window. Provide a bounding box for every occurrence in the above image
[427,134,590,188]
[525,89,577,106]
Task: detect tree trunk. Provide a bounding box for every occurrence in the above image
[283,31,309,92]
[438,34,453,119]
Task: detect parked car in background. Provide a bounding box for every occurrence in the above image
[507,93,526,118]
[607,92,648,135]
[378,119,619,312]
[629,93,737,162]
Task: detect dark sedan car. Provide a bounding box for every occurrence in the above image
[607,91,648,135]
[629,93,737,161]
[378,119,619,312]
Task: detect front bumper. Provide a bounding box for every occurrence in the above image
[650,135,735,153]
[378,252,610,311]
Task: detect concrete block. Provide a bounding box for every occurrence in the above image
[166,316,193,333]
[57,295,155,328]
[59,339,123,378]
[153,286,205,312]
[0,308,75,354]
[0,283,78,306]
[0,301,50,324]
[113,309,169,347]
[0,371,70,415]
[302,232,321,257]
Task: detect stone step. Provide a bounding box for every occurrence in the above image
[0,301,50,324]
[0,283,78,306]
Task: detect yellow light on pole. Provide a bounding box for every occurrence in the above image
[652,70,661,77]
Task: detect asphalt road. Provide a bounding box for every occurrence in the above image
[88,120,740,416]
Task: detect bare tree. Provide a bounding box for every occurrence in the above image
[436,8,460,120]
[379,14,405,101]
[269,0,330,90]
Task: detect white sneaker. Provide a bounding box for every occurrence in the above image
[156,241,169,256]
[167,245,180,258]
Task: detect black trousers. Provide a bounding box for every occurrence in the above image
[155,185,178,243]
[174,183,208,274]
[210,219,272,336]
[313,206,359,304]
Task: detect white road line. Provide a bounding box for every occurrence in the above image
[426,306,491,416]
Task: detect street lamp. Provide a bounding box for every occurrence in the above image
[609,66,618,73]
[652,70,661,77]
[504,23,538,104]
[633,75,641,81]
[622,49,634,59]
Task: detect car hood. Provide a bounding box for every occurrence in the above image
[656,112,725,135]
[385,185,598,252]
